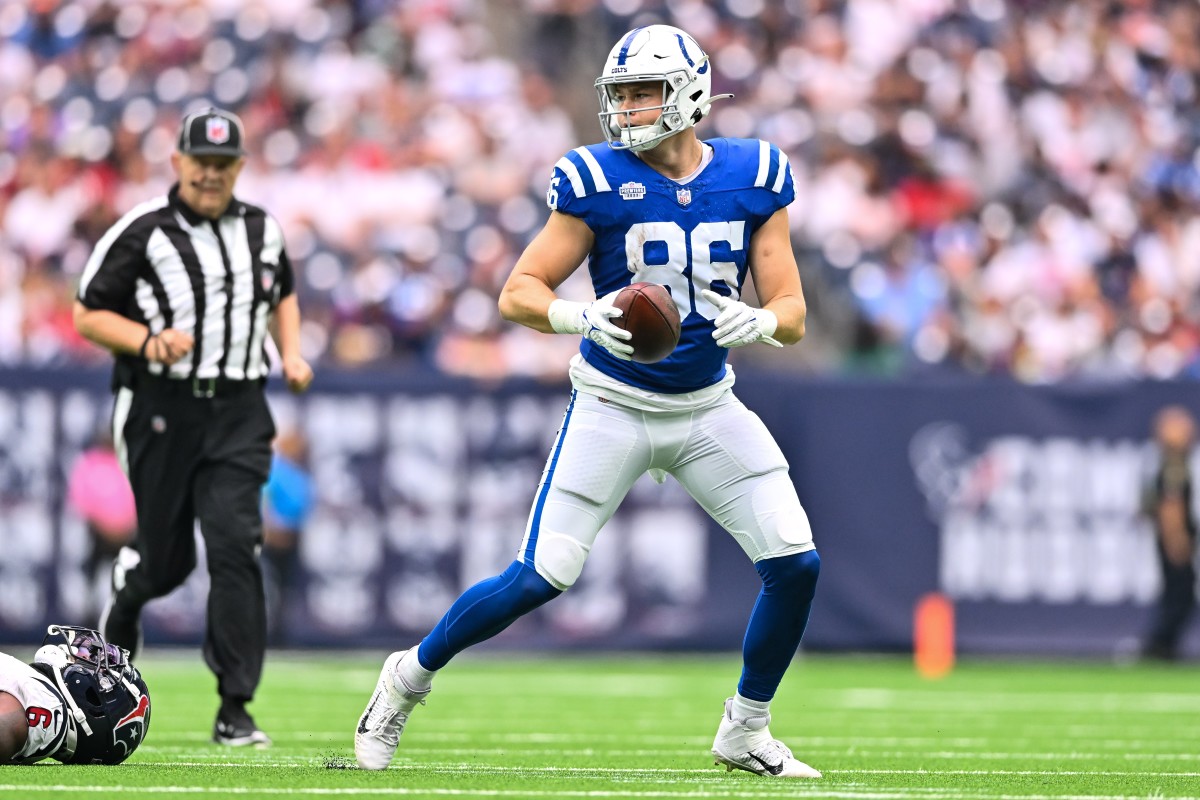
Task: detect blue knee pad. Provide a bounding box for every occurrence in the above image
[756,548,821,596]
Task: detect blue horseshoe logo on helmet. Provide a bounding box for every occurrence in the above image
[675,34,708,74]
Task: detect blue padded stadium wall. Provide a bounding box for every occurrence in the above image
[0,366,1196,659]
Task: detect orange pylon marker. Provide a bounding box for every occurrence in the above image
[914,592,955,679]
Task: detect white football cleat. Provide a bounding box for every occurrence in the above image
[354,650,430,770]
[711,697,821,779]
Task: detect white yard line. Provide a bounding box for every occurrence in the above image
[318,751,1200,762]
[0,786,1196,800]
[94,763,1200,779]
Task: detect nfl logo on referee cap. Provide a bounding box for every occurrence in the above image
[206,117,230,145]
[178,107,246,157]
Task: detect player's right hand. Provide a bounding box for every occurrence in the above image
[147,328,195,365]
[547,293,634,361]
[581,291,635,361]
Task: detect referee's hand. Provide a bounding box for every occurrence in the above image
[282,354,314,394]
[147,329,194,365]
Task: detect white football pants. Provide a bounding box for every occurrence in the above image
[517,390,815,590]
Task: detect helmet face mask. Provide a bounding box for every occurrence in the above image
[65,629,127,673]
[595,25,720,152]
[34,625,151,765]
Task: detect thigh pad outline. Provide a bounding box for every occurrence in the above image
[753,472,814,553]
[551,408,641,506]
[698,401,789,477]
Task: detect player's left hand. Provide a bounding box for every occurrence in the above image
[701,290,783,349]
[282,354,314,394]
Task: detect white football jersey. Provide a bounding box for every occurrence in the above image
[0,650,69,764]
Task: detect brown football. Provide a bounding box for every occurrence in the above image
[612,282,681,364]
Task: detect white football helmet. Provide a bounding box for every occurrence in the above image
[595,25,731,152]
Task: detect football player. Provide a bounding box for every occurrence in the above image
[0,625,150,765]
[356,24,821,779]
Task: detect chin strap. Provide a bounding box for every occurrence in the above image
[49,666,93,738]
[120,673,144,700]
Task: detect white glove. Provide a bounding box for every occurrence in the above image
[700,290,783,348]
[547,292,634,361]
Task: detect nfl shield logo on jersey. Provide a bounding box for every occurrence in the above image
[206,117,230,144]
[676,188,692,206]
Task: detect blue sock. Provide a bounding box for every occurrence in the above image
[417,560,561,670]
[738,549,821,701]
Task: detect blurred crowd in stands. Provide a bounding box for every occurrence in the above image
[3,0,1200,382]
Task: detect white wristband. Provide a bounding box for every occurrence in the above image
[547,299,587,335]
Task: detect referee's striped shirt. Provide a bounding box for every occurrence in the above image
[78,184,293,382]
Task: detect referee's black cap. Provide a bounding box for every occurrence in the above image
[177,107,246,157]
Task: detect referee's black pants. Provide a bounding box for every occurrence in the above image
[111,374,275,703]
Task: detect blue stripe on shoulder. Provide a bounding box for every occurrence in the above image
[763,144,780,192]
[565,150,598,197]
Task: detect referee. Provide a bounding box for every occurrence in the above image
[73,107,314,747]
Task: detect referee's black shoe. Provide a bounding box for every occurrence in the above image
[99,596,144,662]
[213,702,272,748]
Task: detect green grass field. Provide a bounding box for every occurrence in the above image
[1,650,1197,799]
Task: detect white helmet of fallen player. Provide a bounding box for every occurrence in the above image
[595,25,732,153]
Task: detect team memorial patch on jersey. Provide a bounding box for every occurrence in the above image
[619,181,646,200]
